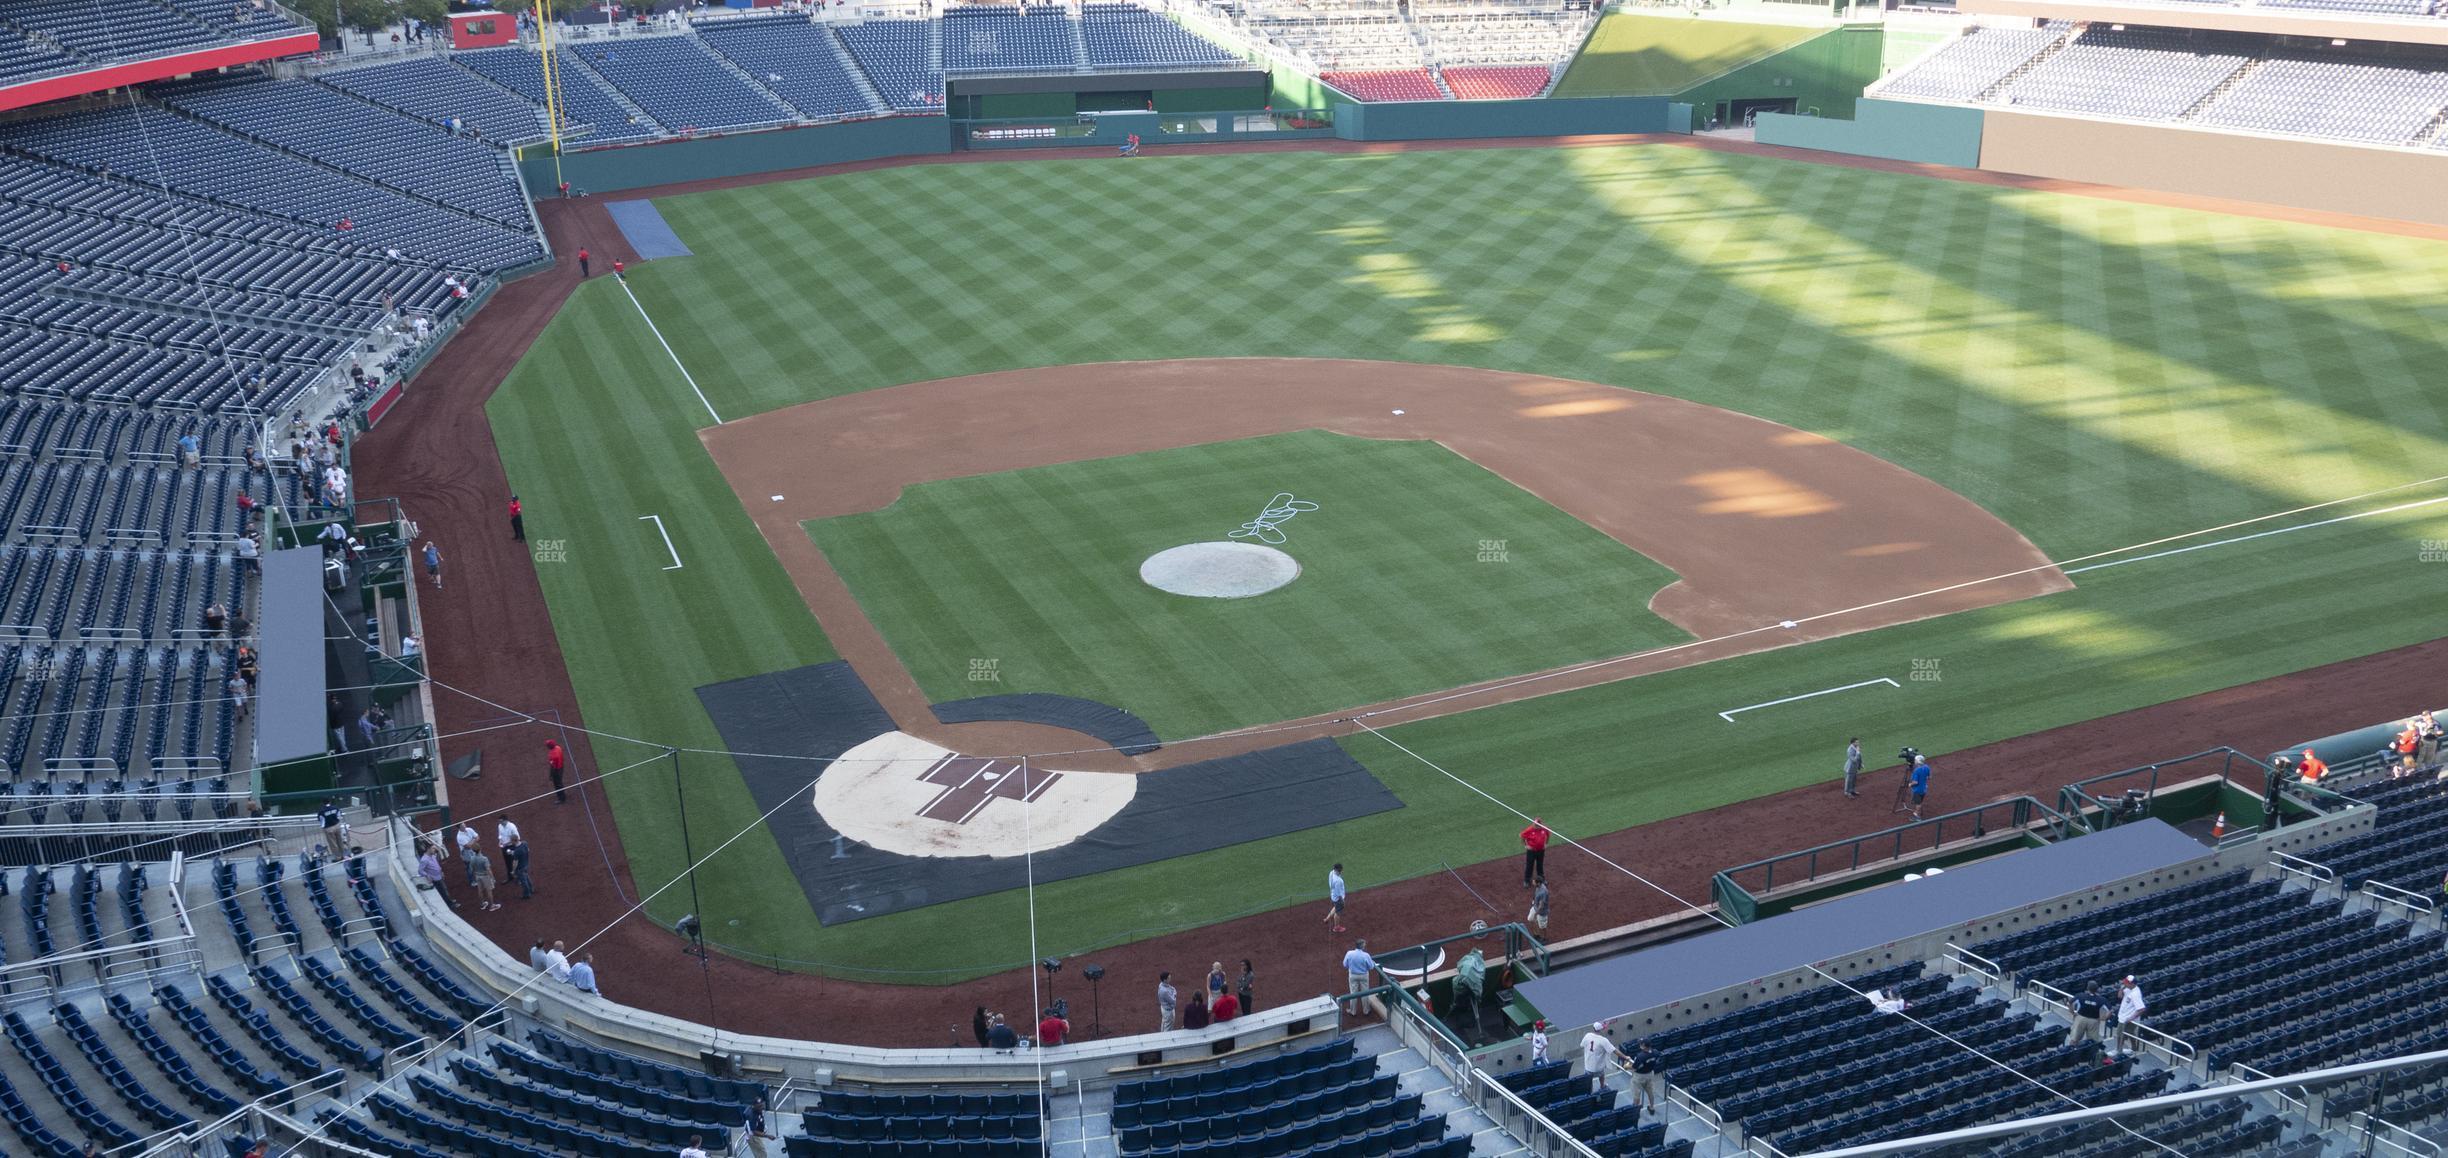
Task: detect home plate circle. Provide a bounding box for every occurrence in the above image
[1140,541,1300,598]
[814,732,1134,858]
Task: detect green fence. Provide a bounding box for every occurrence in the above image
[517,115,953,195]
[1753,96,1983,169]
[953,108,1336,151]
[1334,95,1670,140]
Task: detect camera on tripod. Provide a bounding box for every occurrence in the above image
[1897,746,1922,764]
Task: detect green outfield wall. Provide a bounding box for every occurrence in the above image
[516,115,953,195]
[1333,95,1671,140]
[1753,97,1983,168]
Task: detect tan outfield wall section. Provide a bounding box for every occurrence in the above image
[1977,111,2448,229]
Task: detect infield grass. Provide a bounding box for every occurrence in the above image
[807,431,1689,740]
[487,142,2448,977]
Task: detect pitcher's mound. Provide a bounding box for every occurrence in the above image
[1140,541,1300,598]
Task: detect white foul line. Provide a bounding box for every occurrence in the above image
[2063,495,2448,575]
[1720,677,1899,723]
[614,276,723,425]
[638,514,683,570]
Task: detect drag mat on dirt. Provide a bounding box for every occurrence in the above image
[698,664,1401,924]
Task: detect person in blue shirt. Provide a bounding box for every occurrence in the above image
[177,432,200,468]
[1909,756,1932,819]
[566,952,598,995]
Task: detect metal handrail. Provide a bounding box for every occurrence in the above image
[2352,1111,2446,1158]
[1945,943,2005,983]
[2025,979,2196,1070]
[1471,1068,1604,1158]
[2270,850,2336,888]
[2362,878,2438,917]
[2228,1062,2306,1113]
[1666,1079,1721,1128]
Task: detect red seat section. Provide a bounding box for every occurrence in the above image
[1321,69,1447,102]
[1442,66,1552,100]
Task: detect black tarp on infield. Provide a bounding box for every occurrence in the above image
[930,693,1162,756]
[697,663,1404,925]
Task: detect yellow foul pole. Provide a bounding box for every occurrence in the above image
[535,0,566,190]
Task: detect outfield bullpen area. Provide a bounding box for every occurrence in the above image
[356,134,2448,1045]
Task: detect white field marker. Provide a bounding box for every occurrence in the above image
[1720,677,1899,723]
[616,277,723,425]
[639,514,683,570]
[2063,494,2448,575]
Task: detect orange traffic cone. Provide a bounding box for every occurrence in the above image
[2211,812,2227,839]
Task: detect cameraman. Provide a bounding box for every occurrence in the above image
[1909,755,1932,819]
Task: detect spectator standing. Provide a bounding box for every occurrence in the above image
[1323,863,1347,933]
[1237,958,1256,1014]
[972,1006,991,1048]
[568,953,598,994]
[2297,748,2328,783]
[236,534,259,574]
[506,834,534,900]
[546,740,569,803]
[577,247,590,277]
[2067,984,2107,1047]
[508,495,525,542]
[1527,1020,1549,1065]
[1156,972,1178,1032]
[1210,988,1239,1023]
[1628,1038,1663,1113]
[1521,818,1550,887]
[2113,976,2149,1058]
[1341,939,1377,1014]
[1842,737,1863,797]
[741,1095,773,1158]
[422,541,443,589]
[1909,756,1932,820]
[319,801,347,862]
[469,851,499,912]
[1039,1008,1070,1046]
[1529,880,1550,934]
[1207,961,1227,1002]
[1183,991,1210,1030]
[1579,1020,1620,1096]
[178,432,200,467]
[455,822,482,885]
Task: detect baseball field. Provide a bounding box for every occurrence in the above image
[476,139,2448,983]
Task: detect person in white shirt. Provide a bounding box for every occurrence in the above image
[454,823,481,885]
[545,940,571,983]
[1340,939,1376,1014]
[496,817,522,850]
[678,1136,710,1158]
[1527,1020,1549,1065]
[1580,1019,1621,1096]
[2113,976,2149,1057]
[1868,986,1911,1015]
[400,634,422,658]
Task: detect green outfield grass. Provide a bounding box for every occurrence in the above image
[1553,14,1824,97]
[485,142,2448,977]
[807,431,1688,740]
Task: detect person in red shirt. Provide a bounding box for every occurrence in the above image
[1037,1009,1069,1047]
[2297,748,2328,783]
[1210,990,1239,1023]
[508,495,524,542]
[577,247,590,278]
[612,259,625,279]
[1521,818,1550,888]
[2395,722,2420,777]
[546,739,568,804]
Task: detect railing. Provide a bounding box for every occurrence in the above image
[0,931,202,1007]
[1711,796,2065,923]
[2227,1061,2306,1113]
[1471,1068,1604,1157]
[1944,943,2005,983]
[2352,1111,2446,1158]
[2056,747,2276,831]
[2362,878,2438,919]
[2025,978,2197,1073]
[2269,849,2336,888]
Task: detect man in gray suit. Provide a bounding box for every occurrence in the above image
[1842,738,1864,798]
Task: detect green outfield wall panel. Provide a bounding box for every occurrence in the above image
[1752,97,1982,169]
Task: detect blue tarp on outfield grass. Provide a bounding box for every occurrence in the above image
[605,199,692,260]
